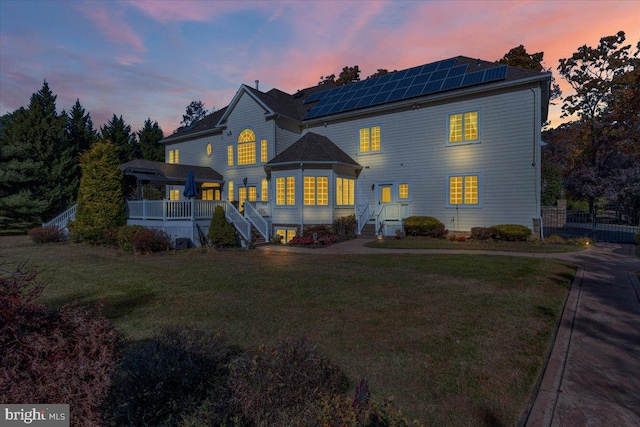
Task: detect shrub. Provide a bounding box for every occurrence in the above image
[568,236,592,247]
[103,326,237,426]
[116,225,147,251]
[544,234,567,244]
[404,216,448,238]
[470,226,496,241]
[28,225,66,243]
[228,338,349,426]
[1,265,120,427]
[130,228,172,254]
[208,205,239,247]
[492,224,532,241]
[332,215,357,240]
[70,141,127,244]
[635,232,640,245]
[103,227,120,247]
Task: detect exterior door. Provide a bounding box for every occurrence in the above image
[238,187,247,212]
[378,184,400,220]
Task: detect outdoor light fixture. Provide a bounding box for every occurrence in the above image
[243,177,248,186]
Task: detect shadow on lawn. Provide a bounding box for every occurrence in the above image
[45,289,156,320]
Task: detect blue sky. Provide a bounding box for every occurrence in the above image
[1,0,638,135]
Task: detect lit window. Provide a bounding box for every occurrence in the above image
[304,177,316,205]
[399,183,409,199]
[449,174,480,206]
[261,140,268,163]
[336,178,354,205]
[275,177,295,206]
[359,126,381,153]
[239,187,246,211]
[227,146,233,166]
[381,186,391,203]
[169,149,179,164]
[202,189,213,200]
[286,177,295,205]
[169,189,179,200]
[206,143,212,156]
[275,228,297,244]
[228,181,234,202]
[317,177,328,205]
[237,129,256,165]
[261,178,268,201]
[248,186,257,202]
[448,110,479,144]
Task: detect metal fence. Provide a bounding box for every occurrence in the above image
[542,206,639,243]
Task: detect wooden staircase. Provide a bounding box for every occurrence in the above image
[250,225,267,245]
[358,223,377,239]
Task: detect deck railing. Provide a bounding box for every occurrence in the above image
[126,200,225,220]
[224,201,251,242]
[356,203,370,235]
[375,203,410,236]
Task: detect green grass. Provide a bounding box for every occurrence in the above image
[0,236,575,426]
[366,236,588,252]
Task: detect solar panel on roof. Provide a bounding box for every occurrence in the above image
[462,70,485,86]
[447,64,468,77]
[441,75,464,91]
[353,88,370,98]
[421,80,444,95]
[436,58,457,70]
[339,91,355,102]
[483,65,508,82]
[372,92,390,105]
[344,99,360,110]
[403,66,423,78]
[388,70,407,81]
[303,92,324,103]
[381,81,399,92]
[356,94,377,108]
[360,78,377,88]
[412,73,432,85]
[404,83,426,98]
[387,87,408,102]
[366,84,384,95]
[430,69,449,81]
[422,62,439,73]
[376,74,393,85]
[395,77,415,89]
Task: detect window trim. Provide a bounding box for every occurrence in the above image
[335,177,355,206]
[358,125,382,155]
[275,176,295,207]
[446,108,481,146]
[237,128,257,166]
[169,149,179,164]
[446,173,482,208]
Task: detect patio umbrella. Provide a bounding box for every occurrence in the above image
[183,170,197,198]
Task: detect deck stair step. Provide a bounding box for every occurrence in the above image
[359,223,377,239]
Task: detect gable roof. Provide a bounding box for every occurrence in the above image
[120,159,224,183]
[265,132,361,170]
[161,56,550,144]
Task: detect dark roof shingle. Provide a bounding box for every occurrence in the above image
[266,132,360,167]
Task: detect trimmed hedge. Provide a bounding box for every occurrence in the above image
[404,216,448,238]
[492,224,532,241]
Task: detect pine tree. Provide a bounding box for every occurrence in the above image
[137,118,164,161]
[67,99,97,156]
[0,81,73,231]
[69,141,127,243]
[207,205,238,247]
[100,114,137,163]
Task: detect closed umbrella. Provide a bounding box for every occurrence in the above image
[183,170,197,198]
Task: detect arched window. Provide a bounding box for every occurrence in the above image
[237,129,256,165]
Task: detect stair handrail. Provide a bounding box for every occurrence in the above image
[244,201,270,241]
[42,204,77,230]
[224,201,252,243]
[356,203,370,236]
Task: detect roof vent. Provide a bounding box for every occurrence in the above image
[255,80,259,90]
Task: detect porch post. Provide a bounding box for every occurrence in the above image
[191,198,195,220]
[142,200,147,220]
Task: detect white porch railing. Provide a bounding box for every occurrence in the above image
[126,200,225,220]
[356,203,370,235]
[245,202,270,241]
[43,204,77,230]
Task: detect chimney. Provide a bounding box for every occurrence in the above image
[255,80,259,90]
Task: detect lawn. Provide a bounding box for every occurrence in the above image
[365,236,588,252]
[0,236,575,426]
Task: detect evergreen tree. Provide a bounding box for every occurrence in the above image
[0,81,73,231]
[67,99,97,156]
[180,100,209,127]
[207,205,238,247]
[69,141,127,243]
[137,118,164,161]
[100,114,137,163]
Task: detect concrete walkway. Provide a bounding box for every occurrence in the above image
[258,239,640,426]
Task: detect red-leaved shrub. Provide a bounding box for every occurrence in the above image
[0,265,120,427]
[28,226,66,243]
[130,228,172,254]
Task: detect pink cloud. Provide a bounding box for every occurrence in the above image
[124,0,270,23]
[80,3,146,53]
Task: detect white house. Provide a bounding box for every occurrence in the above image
[125,56,550,245]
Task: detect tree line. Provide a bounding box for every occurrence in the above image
[0,82,165,231]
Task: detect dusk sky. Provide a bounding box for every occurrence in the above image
[1,0,638,135]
